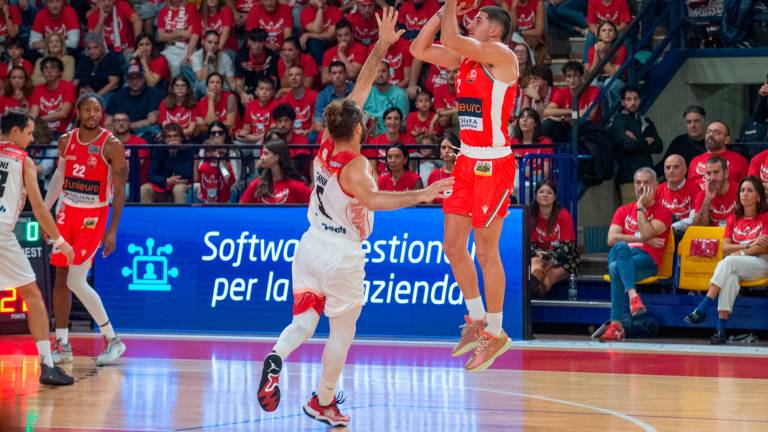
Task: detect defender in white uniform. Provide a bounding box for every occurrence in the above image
[0,110,75,385]
[256,8,454,428]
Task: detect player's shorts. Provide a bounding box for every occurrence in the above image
[292,229,365,318]
[0,229,36,289]
[443,151,517,228]
[50,203,110,267]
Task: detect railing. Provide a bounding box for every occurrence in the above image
[516,151,579,227]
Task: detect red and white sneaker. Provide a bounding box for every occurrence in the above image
[257,352,282,412]
[303,392,350,427]
[630,295,647,316]
[599,322,625,342]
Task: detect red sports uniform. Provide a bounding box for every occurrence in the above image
[687,150,748,191]
[30,80,77,134]
[245,4,293,47]
[243,99,277,134]
[202,6,238,51]
[383,39,413,85]
[159,100,196,131]
[443,58,518,228]
[86,1,137,53]
[278,89,317,137]
[51,129,114,267]
[377,170,420,191]
[747,149,768,184]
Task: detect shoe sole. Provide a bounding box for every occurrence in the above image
[630,306,646,317]
[96,344,126,366]
[465,340,512,373]
[52,355,73,365]
[599,335,625,343]
[257,355,282,412]
[451,340,478,357]
[39,377,75,386]
[302,404,349,427]
[684,316,704,325]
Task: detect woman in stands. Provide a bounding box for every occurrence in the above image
[585,20,627,108]
[378,143,422,192]
[529,180,578,297]
[31,33,75,86]
[159,76,199,139]
[367,107,415,172]
[684,176,768,344]
[0,66,32,113]
[511,43,533,88]
[194,138,236,203]
[512,108,553,159]
[196,72,239,134]
[130,33,171,89]
[240,140,311,204]
[428,133,458,204]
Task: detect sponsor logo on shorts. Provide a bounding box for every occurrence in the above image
[474,160,492,177]
[82,217,98,229]
[458,97,483,132]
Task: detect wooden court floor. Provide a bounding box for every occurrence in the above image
[1,335,768,431]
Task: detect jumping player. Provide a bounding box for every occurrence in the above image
[0,110,75,385]
[256,8,454,427]
[43,94,128,366]
[410,0,519,371]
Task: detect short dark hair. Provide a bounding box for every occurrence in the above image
[76,92,104,110]
[0,110,32,135]
[41,56,64,72]
[203,29,220,40]
[328,61,347,73]
[6,37,24,51]
[707,155,728,172]
[206,72,225,87]
[325,99,363,141]
[480,6,511,41]
[562,60,584,76]
[272,103,296,121]
[256,76,276,88]
[335,19,352,33]
[382,106,403,121]
[248,29,268,41]
[386,143,411,172]
[684,105,706,118]
[530,65,553,87]
[162,122,184,139]
[620,84,641,99]
[282,37,301,51]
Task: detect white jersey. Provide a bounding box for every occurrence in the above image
[307,135,374,242]
[0,142,27,232]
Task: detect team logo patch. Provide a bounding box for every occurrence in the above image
[474,161,492,177]
[82,217,99,229]
[88,145,99,154]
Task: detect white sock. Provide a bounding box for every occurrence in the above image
[273,310,320,359]
[317,307,361,406]
[55,328,69,344]
[36,340,54,367]
[99,321,116,340]
[67,263,114,338]
[486,312,503,337]
[465,296,486,321]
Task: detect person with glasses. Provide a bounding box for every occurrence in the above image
[159,76,198,140]
[140,123,194,203]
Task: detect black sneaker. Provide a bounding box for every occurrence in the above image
[684,309,705,325]
[257,352,282,412]
[710,332,727,345]
[39,363,74,386]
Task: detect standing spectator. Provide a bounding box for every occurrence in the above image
[511,108,553,159]
[0,0,21,43]
[235,29,279,104]
[321,19,368,84]
[0,38,32,79]
[196,72,239,134]
[406,90,440,143]
[547,0,588,36]
[428,133,458,203]
[105,63,164,140]
[397,0,440,40]
[611,85,662,204]
[433,68,457,130]
[29,0,80,51]
[278,37,319,91]
[240,139,311,204]
[184,30,236,97]
[201,0,238,56]
[542,61,600,143]
[348,0,378,46]
[74,33,123,102]
[299,0,343,66]
[29,57,76,137]
[157,0,202,77]
[693,156,738,227]
[508,0,548,65]
[30,33,75,86]
[128,33,171,89]
[277,66,317,138]
[194,139,236,203]
[378,143,422,191]
[0,66,32,113]
[312,61,352,134]
[517,64,554,123]
[112,111,150,187]
[238,76,278,143]
[684,176,768,344]
[586,20,626,108]
[688,121,747,191]
[271,102,310,158]
[655,105,706,174]
[529,180,578,298]
[159,76,198,140]
[141,123,194,203]
[383,37,413,89]
[656,154,698,235]
[86,0,142,55]
[363,61,409,135]
[599,167,672,342]
[583,0,631,64]
[245,0,293,51]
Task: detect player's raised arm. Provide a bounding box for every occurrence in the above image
[409,6,464,69]
[101,136,127,258]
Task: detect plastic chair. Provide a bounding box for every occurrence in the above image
[603,230,676,284]
[677,226,725,291]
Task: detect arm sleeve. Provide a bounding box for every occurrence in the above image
[43,157,66,210]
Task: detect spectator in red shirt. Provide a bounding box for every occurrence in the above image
[30,0,80,52]
[87,0,142,55]
[511,108,553,162]
[201,0,238,56]
[129,33,171,89]
[406,90,440,143]
[508,0,548,65]
[31,33,75,86]
[278,37,319,91]
[584,0,631,64]
[237,76,278,144]
[383,38,413,89]
[194,139,237,203]
[693,156,738,227]
[245,0,294,52]
[240,139,311,204]
[159,76,198,139]
[29,57,76,137]
[157,0,202,76]
[348,0,378,46]
[277,65,317,138]
[378,143,423,191]
[112,111,149,187]
[299,0,343,65]
[656,154,698,235]
[688,121,748,190]
[367,106,416,172]
[321,19,368,84]
[428,133,458,203]
[271,103,311,176]
[517,64,554,125]
[529,180,578,298]
[0,0,21,42]
[197,72,239,134]
[0,38,32,80]
[0,66,31,113]
[234,29,279,104]
[543,60,600,144]
[433,68,457,129]
[398,0,440,40]
[586,20,626,108]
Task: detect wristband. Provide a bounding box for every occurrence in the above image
[53,236,65,247]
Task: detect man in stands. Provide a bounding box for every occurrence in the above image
[29,57,76,139]
[656,106,707,174]
[29,0,80,52]
[363,61,409,135]
[542,60,600,144]
[348,0,379,46]
[245,0,294,52]
[518,64,554,122]
[747,144,768,191]
[277,66,317,138]
[599,167,672,342]
[321,19,368,84]
[141,123,193,203]
[656,154,698,236]
[687,121,747,190]
[112,112,149,189]
[105,64,164,141]
[693,156,738,227]
[237,76,278,144]
[313,61,352,135]
[235,30,279,105]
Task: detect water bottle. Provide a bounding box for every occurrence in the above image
[568,273,577,301]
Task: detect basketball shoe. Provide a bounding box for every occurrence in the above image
[599,322,625,342]
[96,336,126,366]
[464,330,510,373]
[303,392,350,427]
[39,363,74,386]
[52,338,73,364]
[451,315,486,357]
[258,352,282,412]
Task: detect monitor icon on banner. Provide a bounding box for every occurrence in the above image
[121,238,179,291]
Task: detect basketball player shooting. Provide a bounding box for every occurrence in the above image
[410,0,519,372]
[256,7,454,427]
[44,94,128,366]
[0,110,75,385]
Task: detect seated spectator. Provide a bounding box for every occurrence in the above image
[128,33,171,89]
[312,61,352,134]
[196,72,239,134]
[31,33,75,86]
[378,143,423,191]
[271,103,310,163]
[74,33,122,102]
[511,43,533,89]
[542,61,600,144]
[231,0,253,27]
[684,176,768,344]
[655,105,706,175]
[106,63,164,141]
[205,121,244,185]
[201,0,238,57]
[529,180,578,298]
[235,29,279,104]
[0,38,32,79]
[278,37,319,91]
[517,64,554,124]
[512,108,553,160]
[546,0,588,36]
[583,0,630,64]
[383,37,414,89]
[245,0,294,52]
[29,57,76,138]
[367,107,416,171]
[693,156,738,227]
[428,133,458,203]
[141,123,194,203]
[29,118,58,191]
[508,0,548,65]
[413,133,440,182]
[364,61,410,135]
[611,85,662,204]
[0,0,21,43]
[656,154,698,235]
[157,0,202,76]
[86,0,142,56]
[347,0,379,46]
[299,0,343,66]
[0,66,32,113]
[277,66,317,138]
[321,19,368,84]
[586,20,627,108]
[398,0,440,40]
[159,76,198,140]
[599,167,672,341]
[240,139,311,204]
[238,76,278,144]
[184,30,236,97]
[433,68,457,130]
[688,121,747,191]
[406,90,441,143]
[112,111,150,186]
[29,0,80,52]
[194,139,236,203]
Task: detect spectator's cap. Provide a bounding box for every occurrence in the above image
[127,63,144,78]
[248,29,268,42]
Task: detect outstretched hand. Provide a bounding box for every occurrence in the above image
[376,7,405,49]
[421,177,455,202]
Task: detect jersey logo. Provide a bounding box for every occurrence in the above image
[44,24,67,35]
[405,15,428,30]
[249,111,270,128]
[458,97,483,131]
[661,196,691,218]
[760,164,768,182]
[205,17,223,33]
[596,11,620,24]
[733,223,763,243]
[259,18,286,43]
[517,11,535,30]
[474,160,492,177]
[167,110,192,126]
[40,94,63,114]
[536,224,561,243]
[466,69,477,84]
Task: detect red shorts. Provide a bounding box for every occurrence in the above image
[51,203,110,267]
[443,152,516,228]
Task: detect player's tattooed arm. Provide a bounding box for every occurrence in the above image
[102,136,127,258]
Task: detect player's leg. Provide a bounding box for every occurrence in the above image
[51,266,73,364]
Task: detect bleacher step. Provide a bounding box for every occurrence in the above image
[532,299,610,308]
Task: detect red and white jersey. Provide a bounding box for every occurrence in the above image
[61,128,113,208]
[308,135,374,242]
[0,143,27,231]
[456,58,517,157]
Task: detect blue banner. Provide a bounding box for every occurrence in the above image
[95,206,526,340]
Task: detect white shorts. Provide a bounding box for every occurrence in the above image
[0,229,36,290]
[292,229,365,317]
